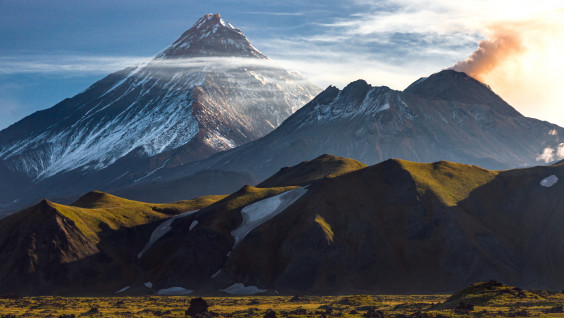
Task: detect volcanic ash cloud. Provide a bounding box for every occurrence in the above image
[451,24,524,81]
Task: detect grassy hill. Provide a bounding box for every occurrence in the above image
[257,154,367,188]
[0,191,225,295]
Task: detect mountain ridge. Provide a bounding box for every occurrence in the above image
[115,69,564,205]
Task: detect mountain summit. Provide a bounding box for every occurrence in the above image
[0,14,320,215]
[405,70,518,114]
[157,13,267,59]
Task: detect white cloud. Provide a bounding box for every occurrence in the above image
[557,143,564,160]
[537,143,564,163]
[537,147,555,163]
[0,55,150,75]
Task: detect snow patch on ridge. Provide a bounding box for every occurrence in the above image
[540,175,558,187]
[231,187,308,246]
[138,210,199,259]
[220,283,267,295]
[211,269,222,278]
[115,286,130,294]
[189,220,199,231]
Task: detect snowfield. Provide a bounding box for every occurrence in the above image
[156,287,194,295]
[220,283,267,295]
[540,175,558,187]
[138,210,199,259]
[231,187,308,246]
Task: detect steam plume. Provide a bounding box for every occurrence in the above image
[451,24,524,81]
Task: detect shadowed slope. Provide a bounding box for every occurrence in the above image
[140,185,299,291]
[209,159,564,293]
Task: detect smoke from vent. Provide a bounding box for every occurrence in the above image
[451,24,525,81]
[449,17,564,127]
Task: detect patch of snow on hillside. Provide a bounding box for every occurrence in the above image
[231,187,307,246]
[115,286,130,294]
[220,283,267,295]
[189,220,199,231]
[203,130,237,150]
[156,287,193,295]
[540,175,558,187]
[138,210,199,258]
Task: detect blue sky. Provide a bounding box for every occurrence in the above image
[1,0,563,129]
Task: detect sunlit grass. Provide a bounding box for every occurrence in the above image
[398,160,498,206]
[315,214,334,244]
[0,289,562,317]
[53,191,226,243]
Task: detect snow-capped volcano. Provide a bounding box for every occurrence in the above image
[0,13,320,214]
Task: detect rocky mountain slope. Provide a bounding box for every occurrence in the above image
[2,154,564,295]
[118,70,563,203]
[0,13,320,215]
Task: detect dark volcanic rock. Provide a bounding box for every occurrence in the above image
[185,297,209,317]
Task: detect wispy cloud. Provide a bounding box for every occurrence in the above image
[0,55,151,75]
[238,11,305,16]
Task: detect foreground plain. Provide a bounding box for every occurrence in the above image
[2,282,564,317]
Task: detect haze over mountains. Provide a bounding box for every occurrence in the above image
[1,154,563,295]
[0,13,320,214]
